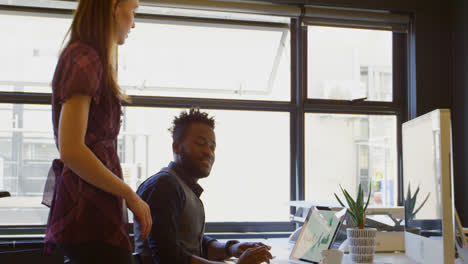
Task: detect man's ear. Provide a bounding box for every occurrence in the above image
[112,0,119,17]
[173,141,181,155]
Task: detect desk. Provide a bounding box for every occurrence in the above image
[225,238,417,264]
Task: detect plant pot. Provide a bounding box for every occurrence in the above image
[346,228,377,263]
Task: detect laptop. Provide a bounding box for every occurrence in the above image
[272,206,347,264]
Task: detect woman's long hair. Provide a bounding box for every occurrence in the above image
[63,0,129,101]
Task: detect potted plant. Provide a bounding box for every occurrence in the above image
[405,183,430,222]
[335,184,376,263]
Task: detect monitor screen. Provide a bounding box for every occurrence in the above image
[402,109,455,264]
[403,110,443,236]
[290,206,347,263]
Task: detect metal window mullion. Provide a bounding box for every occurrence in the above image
[125,96,294,112]
[0,4,290,30]
[293,18,306,202]
[303,7,409,32]
[0,92,51,105]
[138,0,300,18]
[394,32,409,206]
[303,103,400,115]
[0,4,73,17]
[289,18,299,216]
[407,16,417,119]
[135,13,289,30]
[0,92,296,111]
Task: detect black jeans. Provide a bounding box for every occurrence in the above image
[57,241,134,264]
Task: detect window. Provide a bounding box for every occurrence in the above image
[303,23,402,207]
[119,21,290,101]
[307,26,393,102]
[0,104,57,225]
[0,2,409,234]
[120,108,290,222]
[304,114,397,206]
[0,7,293,228]
[0,13,71,93]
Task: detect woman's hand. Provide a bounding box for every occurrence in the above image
[126,192,152,239]
[237,246,273,264]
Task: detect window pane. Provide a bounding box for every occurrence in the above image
[119,22,290,101]
[307,26,392,102]
[0,104,57,225]
[0,105,291,225]
[119,108,290,222]
[305,114,397,207]
[0,13,71,93]
[1,12,290,102]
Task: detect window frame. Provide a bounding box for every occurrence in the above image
[0,4,411,238]
[299,21,409,206]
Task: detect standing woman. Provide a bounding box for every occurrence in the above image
[44,0,151,263]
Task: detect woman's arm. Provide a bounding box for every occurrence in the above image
[58,95,152,238]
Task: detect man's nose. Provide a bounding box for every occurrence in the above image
[202,145,214,156]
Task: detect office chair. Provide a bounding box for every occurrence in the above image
[133,252,143,264]
[0,190,11,198]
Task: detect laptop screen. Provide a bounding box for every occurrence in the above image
[290,206,347,263]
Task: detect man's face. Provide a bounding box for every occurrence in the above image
[177,123,216,179]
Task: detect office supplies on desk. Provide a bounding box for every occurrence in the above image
[288,201,343,244]
[289,206,347,264]
[232,238,418,264]
[339,207,405,253]
[289,202,406,253]
[321,249,343,264]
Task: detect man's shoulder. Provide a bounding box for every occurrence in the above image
[136,170,181,195]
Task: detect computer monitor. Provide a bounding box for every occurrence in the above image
[289,206,347,264]
[402,109,455,264]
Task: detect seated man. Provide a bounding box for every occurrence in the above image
[134,108,272,264]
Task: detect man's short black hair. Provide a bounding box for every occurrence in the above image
[169,108,215,142]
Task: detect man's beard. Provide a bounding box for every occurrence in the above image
[180,147,209,179]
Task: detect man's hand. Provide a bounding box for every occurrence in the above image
[231,242,272,258]
[236,246,273,264]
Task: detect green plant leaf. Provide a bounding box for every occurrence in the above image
[334,193,346,207]
[342,188,358,215]
[357,183,363,210]
[405,183,431,221]
[413,186,421,201]
[348,211,358,226]
[413,192,431,216]
[338,184,368,228]
[406,184,410,200]
[364,182,372,211]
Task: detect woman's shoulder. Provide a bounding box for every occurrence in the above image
[61,41,101,63]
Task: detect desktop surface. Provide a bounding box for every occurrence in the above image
[223,238,416,264]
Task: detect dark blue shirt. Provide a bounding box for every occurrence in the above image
[134,162,216,264]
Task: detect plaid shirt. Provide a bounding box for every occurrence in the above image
[45,41,131,253]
